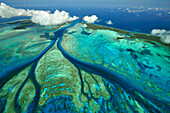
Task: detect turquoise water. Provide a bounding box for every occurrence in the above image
[0,20,170,113]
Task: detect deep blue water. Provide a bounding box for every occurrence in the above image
[66,7,170,33]
[0,6,170,33]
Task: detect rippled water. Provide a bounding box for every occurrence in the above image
[0,20,170,113]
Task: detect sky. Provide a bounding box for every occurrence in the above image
[1,0,170,8]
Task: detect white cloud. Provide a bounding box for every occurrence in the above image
[151,29,166,34]
[0,3,79,25]
[0,3,31,18]
[31,10,79,25]
[155,8,159,11]
[157,13,162,16]
[161,34,170,44]
[151,29,170,44]
[106,20,113,25]
[83,15,98,24]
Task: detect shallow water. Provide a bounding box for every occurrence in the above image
[0,20,170,113]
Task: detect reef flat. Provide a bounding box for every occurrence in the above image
[86,23,170,46]
[0,20,169,113]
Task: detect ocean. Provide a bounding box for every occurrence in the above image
[0,5,170,34]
